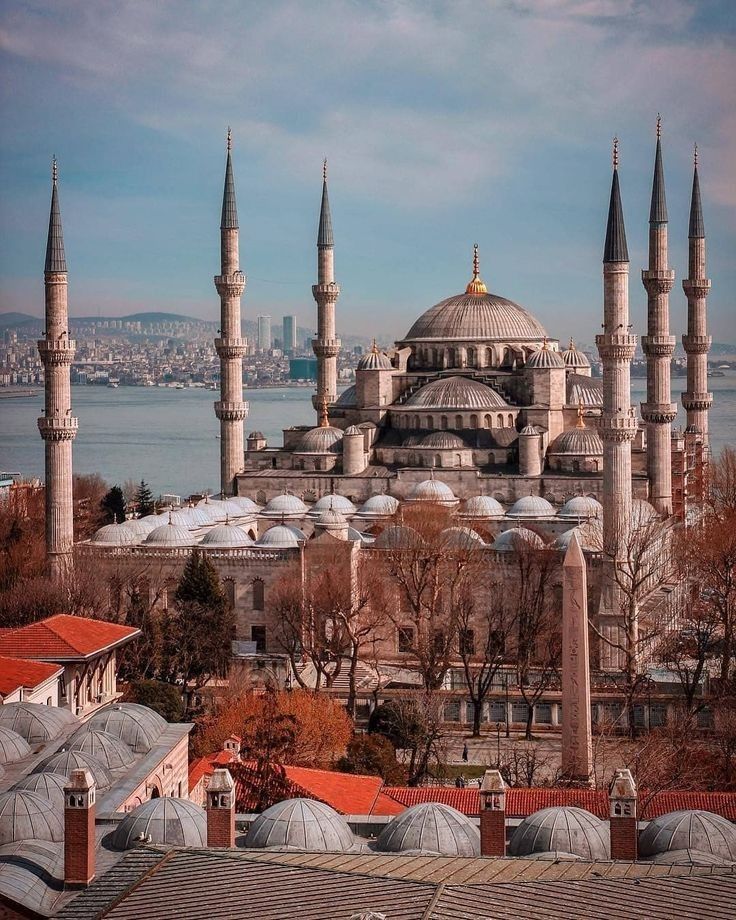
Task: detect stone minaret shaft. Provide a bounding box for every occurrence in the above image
[596,141,637,561]
[641,120,676,515]
[38,159,77,581]
[214,130,248,495]
[312,160,340,415]
[682,148,712,443]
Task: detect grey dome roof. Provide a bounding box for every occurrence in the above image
[403,292,547,342]
[0,728,32,765]
[509,807,610,860]
[255,524,305,548]
[376,803,480,857]
[441,526,486,549]
[373,525,423,550]
[526,850,582,861]
[638,810,736,862]
[344,425,362,436]
[90,523,139,546]
[195,498,226,521]
[138,513,167,530]
[0,791,63,845]
[144,522,193,547]
[166,510,196,528]
[646,848,734,866]
[549,427,603,456]
[559,496,602,519]
[111,797,207,850]
[68,729,135,773]
[200,523,253,547]
[407,479,456,504]
[0,840,64,915]
[405,376,508,411]
[333,384,357,408]
[493,527,545,551]
[356,494,399,517]
[420,431,466,449]
[310,494,357,516]
[263,493,308,517]
[315,508,348,530]
[12,773,69,811]
[526,346,565,369]
[520,424,540,436]
[230,496,262,514]
[507,495,556,518]
[461,495,505,519]
[244,798,354,852]
[176,506,215,528]
[0,703,76,744]
[86,703,166,754]
[298,426,343,454]
[357,349,392,371]
[120,517,157,536]
[561,340,591,368]
[33,750,113,792]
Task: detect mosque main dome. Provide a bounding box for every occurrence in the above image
[404,291,547,342]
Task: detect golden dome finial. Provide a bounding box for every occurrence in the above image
[371,338,378,354]
[568,336,575,350]
[542,337,550,351]
[576,401,586,429]
[465,243,487,295]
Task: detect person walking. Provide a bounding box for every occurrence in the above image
[462,742,469,763]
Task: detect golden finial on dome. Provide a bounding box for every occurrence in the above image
[465,243,487,295]
[542,337,550,351]
[568,336,575,350]
[576,401,586,429]
[371,338,378,354]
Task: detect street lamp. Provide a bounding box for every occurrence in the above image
[504,673,510,739]
[495,721,502,767]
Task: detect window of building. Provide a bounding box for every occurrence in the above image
[535,703,552,724]
[454,415,463,430]
[470,414,478,429]
[650,704,667,728]
[497,414,504,427]
[224,579,236,607]
[444,699,461,722]
[398,627,414,653]
[251,625,266,653]
[252,578,265,610]
[489,700,506,723]
[489,630,506,655]
[459,629,475,656]
[433,630,445,654]
[426,415,433,429]
[440,416,448,430]
[511,702,529,723]
[484,414,492,429]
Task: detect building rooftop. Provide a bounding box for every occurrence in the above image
[0,657,63,699]
[0,615,140,662]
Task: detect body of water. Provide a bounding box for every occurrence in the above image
[1,376,735,498]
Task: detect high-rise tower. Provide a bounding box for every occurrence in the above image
[641,117,676,515]
[682,146,712,444]
[311,159,340,415]
[38,159,77,581]
[214,129,248,495]
[597,139,637,563]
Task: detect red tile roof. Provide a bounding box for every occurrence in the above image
[189,751,238,792]
[0,614,140,661]
[0,655,63,697]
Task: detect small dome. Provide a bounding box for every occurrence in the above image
[526,345,565,369]
[638,810,736,862]
[144,522,193,547]
[120,517,157,536]
[377,803,480,857]
[461,495,505,519]
[310,494,357,516]
[356,494,399,517]
[111,797,207,851]
[200,523,254,548]
[86,704,166,754]
[0,728,32,765]
[166,510,195,528]
[12,773,69,811]
[138,513,167,530]
[90,523,139,546]
[68,730,135,774]
[559,496,602,519]
[407,479,456,504]
[507,495,556,518]
[334,384,357,408]
[316,508,348,528]
[0,840,64,915]
[357,349,392,371]
[561,339,591,369]
[493,527,546,551]
[373,525,423,550]
[548,427,603,457]
[509,807,610,860]
[255,525,304,549]
[344,425,362,436]
[0,791,63,845]
[632,498,659,525]
[0,703,76,744]
[441,526,486,549]
[247,431,265,440]
[195,498,226,521]
[244,798,354,852]
[420,432,466,450]
[404,376,508,411]
[298,426,343,454]
[179,506,216,527]
[262,493,308,517]
[520,424,541,436]
[646,848,734,866]
[33,750,113,792]
[230,496,262,515]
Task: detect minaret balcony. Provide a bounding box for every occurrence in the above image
[37,416,78,441]
[641,269,674,295]
[37,338,76,364]
[598,415,638,442]
[214,273,246,298]
[312,338,341,359]
[595,333,636,361]
[215,338,248,358]
[681,392,713,412]
[640,402,677,424]
[214,400,249,422]
[682,278,711,298]
[312,282,340,303]
[641,335,675,357]
[682,334,711,354]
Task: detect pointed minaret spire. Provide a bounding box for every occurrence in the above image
[603,138,628,263]
[45,157,67,273]
[220,128,238,230]
[649,116,668,224]
[317,158,333,248]
[688,145,705,239]
[312,159,340,417]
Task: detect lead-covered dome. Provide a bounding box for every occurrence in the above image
[355,494,399,518]
[548,427,603,457]
[405,376,508,411]
[441,527,486,550]
[310,494,357,516]
[407,479,456,504]
[144,521,193,547]
[12,773,69,811]
[262,493,308,518]
[507,495,556,518]
[0,791,63,845]
[68,730,135,774]
[86,704,166,754]
[559,496,602,519]
[561,339,591,369]
[377,803,480,856]
[357,347,392,371]
[404,290,547,342]
[298,426,343,454]
[493,527,545,551]
[526,344,565,369]
[200,523,253,548]
[420,432,466,450]
[638,810,736,862]
[90,523,139,546]
[255,525,305,549]
[244,798,354,852]
[509,807,609,860]
[0,728,31,765]
[33,751,113,792]
[461,495,505,519]
[0,703,76,744]
[111,797,207,850]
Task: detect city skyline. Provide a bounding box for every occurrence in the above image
[0,1,734,344]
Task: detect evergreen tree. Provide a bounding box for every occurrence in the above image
[100,485,126,524]
[134,480,155,518]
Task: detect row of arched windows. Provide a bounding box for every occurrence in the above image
[396,412,516,430]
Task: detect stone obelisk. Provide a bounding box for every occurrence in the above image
[561,531,593,784]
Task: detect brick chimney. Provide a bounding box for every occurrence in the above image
[479,769,506,857]
[64,769,96,888]
[206,767,236,847]
[609,768,638,860]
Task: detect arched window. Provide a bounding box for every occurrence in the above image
[508,413,514,427]
[454,415,463,429]
[252,579,265,611]
[223,579,236,607]
[426,415,433,430]
[485,347,493,367]
[470,414,478,429]
[455,454,462,467]
[467,347,475,367]
[441,415,448,430]
[484,414,492,429]
[415,415,421,429]
[435,454,442,468]
[497,414,504,427]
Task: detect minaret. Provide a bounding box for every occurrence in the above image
[641,116,676,515]
[38,157,77,581]
[682,145,712,444]
[214,129,248,495]
[596,139,637,563]
[311,159,340,415]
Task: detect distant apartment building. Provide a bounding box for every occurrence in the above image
[257,315,271,352]
[282,314,297,354]
[289,356,318,381]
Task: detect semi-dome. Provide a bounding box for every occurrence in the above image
[12,773,69,811]
[559,496,603,519]
[0,703,76,744]
[68,730,135,774]
[441,527,486,550]
[638,810,736,862]
[461,495,505,519]
[404,376,508,411]
[509,807,610,860]
[244,798,354,852]
[420,432,466,450]
[33,751,113,792]
[561,339,591,369]
[356,494,399,517]
[310,494,357,516]
[111,797,207,851]
[144,522,193,547]
[403,291,547,342]
[255,525,304,549]
[0,791,63,845]
[407,478,456,504]
[507,495,556,518]
[0,840,64,916]
[376,803,480,857]
[230,496,262,515]
[90,523,139,546]
[493,527,546,551]
[298,426,343,454]
[526,344,565,369]
[200,523,253,548]
[0,728,31,765]
[357,347,392,371]
[262,493,308,518]
[333,384,357,408]
[373,525,423,550]
[86,703,166,754]
[548,427,603,457]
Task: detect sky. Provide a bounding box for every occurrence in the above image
[0,0,734,344]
